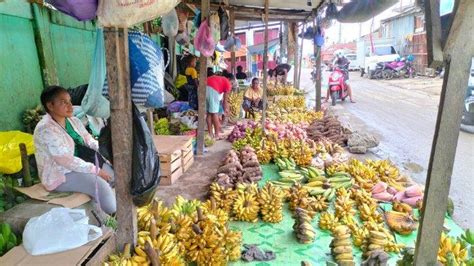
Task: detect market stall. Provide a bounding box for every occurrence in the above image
[0,0,473,265]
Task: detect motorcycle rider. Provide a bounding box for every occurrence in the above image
[326,51,355,103]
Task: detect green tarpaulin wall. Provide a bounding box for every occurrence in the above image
[229,164,464,265]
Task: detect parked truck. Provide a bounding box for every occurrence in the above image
[356,38,400,79]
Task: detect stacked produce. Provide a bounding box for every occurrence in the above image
[227,120,258,142]
[312,140,349,169]
[267,84,296,96]
[214,147,262,189]
[371,180,423,207]
[22,105,44,132]
[319,211,339,231]
[154,118,171,135]
[257,183,285,223]
[228,91,244,119]
[0,223,19,256]
[330,225,355,265]
[307,115,349,146]
[209,183,238,213]
[384,210,418,235]
[233,184,260,222]
[274,96,306,109]
[106,197,242,266]
[293,207,317,244]
[437,232,469,265]
[265,106,324,124]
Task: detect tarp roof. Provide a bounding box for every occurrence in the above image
[246,38,279,55]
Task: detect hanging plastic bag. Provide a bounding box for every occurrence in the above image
[131,104,160,206]
[176,32,190,45]
[194,20,215,57]
[46,0,97,21]
[162,9,179,37]
[209,12,221,44]
[193,10,202,28]
[314,26,325,47]
[218,6,230,41]
[103,31,166,108]
[23,208,102,255]
[82,28,110,119]
[336,0,398,23]
[0,131,35,174]
[97,0,179,27]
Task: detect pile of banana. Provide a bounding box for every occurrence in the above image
[228,91,244,119]
[265,106,324,124]
[330,225,355,265]
[209,182,238,213]
[437,232,469,265]
[267,84,296,96]
[384,210,418,235]
[319,211,339,232]
[293,207,317,244]
[233,184,260,222]
[274,96,306,109]
[109,196,242,266]
[258,183,285,223]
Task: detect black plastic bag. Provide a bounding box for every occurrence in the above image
[67,84,88,105]
[131,104,160,206]
[336,0,398,23]
[98,119,113,164]
[218,6,229,41]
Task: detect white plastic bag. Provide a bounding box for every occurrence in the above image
[97,0,179,28]
[23,208,102,255]
[162,9,179,37]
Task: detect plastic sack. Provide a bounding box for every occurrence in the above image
[218,6,229,41]
[97,0,179,27]
[162,9,179,37]
[131,104,160,206]
[46,0,97,21]
[82,29,110,119]
[194,20,215,57]
[314,26,325,47]
[209,12,221,44]
[0,131,35,174]
[336,0,398,23]
[193,10,201,28]
[23,208,102,255]
[103,31,166,108]
[224,35,241,51]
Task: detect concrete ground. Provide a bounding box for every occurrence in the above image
[301,68,474,229]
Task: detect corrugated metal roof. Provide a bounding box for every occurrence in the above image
[227,0,323,12]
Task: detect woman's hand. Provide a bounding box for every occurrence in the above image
[98,168,112,182]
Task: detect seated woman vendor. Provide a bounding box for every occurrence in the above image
[242,78,263,114]
[34,86,116,214]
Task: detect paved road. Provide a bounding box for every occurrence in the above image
[300,68,474,229]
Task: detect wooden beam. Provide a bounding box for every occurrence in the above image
[297,22,305,89]
[235,13,308,22]
[424,0,443,67]
[31,4,59,86]
[196,0,210,155]
[261,0,269,130]
[230,9,236,74]
[292,23,299,88]
[19,143,32,187]
[414,1,474,264]
[104,28,137,249]
[313,19,322,111]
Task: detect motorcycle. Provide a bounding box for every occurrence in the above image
[382,58,415,79]
[328,66,348,106]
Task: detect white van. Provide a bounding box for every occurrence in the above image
[345,54,359,71]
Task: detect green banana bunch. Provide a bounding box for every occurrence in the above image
[275,157,297,171]
[461,229,474,245]
[0,223,18,256]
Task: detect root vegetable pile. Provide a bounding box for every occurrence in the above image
[214,146,262,188]
[307,115,349,146]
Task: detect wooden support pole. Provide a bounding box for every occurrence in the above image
[104,28,137,249]
[230,9,236,74]
[261,0,269,130]
[414,1,474,264]
[168,36,177,80]
[297,23,305,89]
[292,23,299,88]
[313,19,321,111]
[196,0,210,155]
[424,0,443,67]
[19,143,32,187]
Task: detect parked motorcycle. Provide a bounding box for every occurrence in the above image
[328,67,348,106]
[382,58,415,79]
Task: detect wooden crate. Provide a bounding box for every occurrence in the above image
[153,135,194,185]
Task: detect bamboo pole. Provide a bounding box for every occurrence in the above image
[196,0,210,155]
[261,0,269,130]
[297,22,305,89]
[292,23,299,88]
[313,19,322,111]
[230,9,236,74]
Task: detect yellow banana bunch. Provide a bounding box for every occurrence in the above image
[352,227,369,248]
[312,195,329,212]
[228,91,244,119]
[137,198,172,231]
[293,208,317,244]
[437,232,469,265]
[358,203,383,223]
[223,228,242,261]
[104,243,138,266]
[232,190,259,222]
[330,225,355,265]
[201,198,229,226]
[258,183,284,223]
[384,211,418,235]
[171,195,201,217]
[209,183,238,214]
[334,195,356,219]
[318,211,339,231]
[392,200,413,214]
